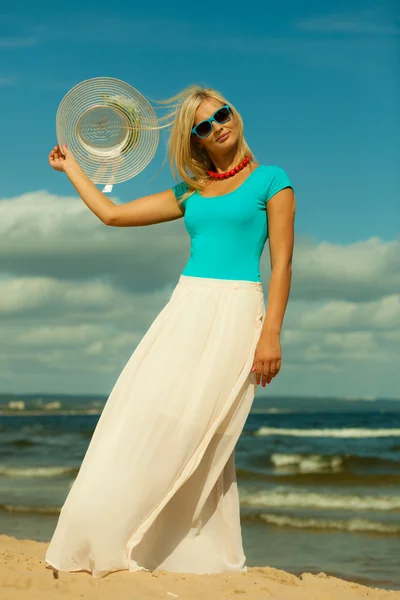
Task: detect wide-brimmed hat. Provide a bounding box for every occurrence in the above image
[56,77,159,191]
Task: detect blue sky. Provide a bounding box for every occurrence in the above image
[0,0,399,398]
[1,0,399,241]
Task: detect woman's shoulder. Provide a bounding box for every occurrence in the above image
[255,164,293,200]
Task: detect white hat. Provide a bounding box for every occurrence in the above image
[56,77,159,191]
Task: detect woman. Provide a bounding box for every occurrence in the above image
[45,85,295,578]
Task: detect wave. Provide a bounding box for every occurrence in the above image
[4,439,38,448]
[0,466,78,478]
[2,500,399,535]
[242,513,400,534]
[0,409,102,416]
[0,503,60,515]
[1,437,76,449]
[269,452,400,473]
[250,408,294,414]
[271,453,343,473]
[239,489,400,511]
[254,427,400,438]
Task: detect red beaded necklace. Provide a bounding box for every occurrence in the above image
[208,155,252,180]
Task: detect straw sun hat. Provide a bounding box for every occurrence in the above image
[56,77,159,192]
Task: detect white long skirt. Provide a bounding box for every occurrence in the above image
[45,274,265,578]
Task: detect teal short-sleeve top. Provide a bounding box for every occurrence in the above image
[172,164,293,282]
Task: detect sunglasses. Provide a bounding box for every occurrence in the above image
[191,105,232,138]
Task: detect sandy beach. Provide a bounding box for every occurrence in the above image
[0,535,398,600]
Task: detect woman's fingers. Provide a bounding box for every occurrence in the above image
[253,360,281,387]
[262,362,271,387]
[254,360,265,386]
[253,361,260,384]
[48,145,66,170]
[267,360,277,384]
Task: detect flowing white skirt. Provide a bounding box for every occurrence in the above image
[45,274,265,578]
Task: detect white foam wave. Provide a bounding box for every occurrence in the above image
[239,489,400,511]
[0,466,76,478]
[271,453,343,473]
[0,504,60,515]
[251,408,294,414]
[258,513,400,534]
[0,409,101,416]
[255,427,400,438]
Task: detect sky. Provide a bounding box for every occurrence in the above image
[0,0,399,399]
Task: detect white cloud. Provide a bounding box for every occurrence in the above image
[16,324,105,346]
[280,293,400,377]
[297,295,400,330]
[0,277,124,314]
[290,238,400,301]
[0,191,190,292]
[1,190,399,398]
[2,191,400,301]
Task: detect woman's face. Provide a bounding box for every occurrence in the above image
[192,98,239,156]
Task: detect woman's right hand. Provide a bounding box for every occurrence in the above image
[48,144,80,174]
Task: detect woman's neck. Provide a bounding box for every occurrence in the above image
[208,150,244,173]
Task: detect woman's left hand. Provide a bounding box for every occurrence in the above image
[251,333,282,387]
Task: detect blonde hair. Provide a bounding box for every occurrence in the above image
[151,85,255,204]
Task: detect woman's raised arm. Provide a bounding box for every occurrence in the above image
[48,144,184,227]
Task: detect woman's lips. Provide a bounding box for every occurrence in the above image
[217,132,229,142]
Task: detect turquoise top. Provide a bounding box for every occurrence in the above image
[172,165,293,282]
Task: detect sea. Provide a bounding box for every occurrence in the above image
[1,393,399,590]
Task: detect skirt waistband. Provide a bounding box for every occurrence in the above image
[178,274,263,292]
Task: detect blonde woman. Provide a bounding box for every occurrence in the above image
[45,85,295,578]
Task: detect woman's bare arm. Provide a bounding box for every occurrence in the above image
[262,187,296,335]
[45,139,184,228]
[249,185,295,386]
[108,188,184,227]
[63,160,184,227]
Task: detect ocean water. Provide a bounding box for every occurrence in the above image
[0,394,399,590]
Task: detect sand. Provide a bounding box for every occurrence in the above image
[0,535,398,599]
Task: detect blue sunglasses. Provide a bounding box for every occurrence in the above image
[191,105,232,138]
